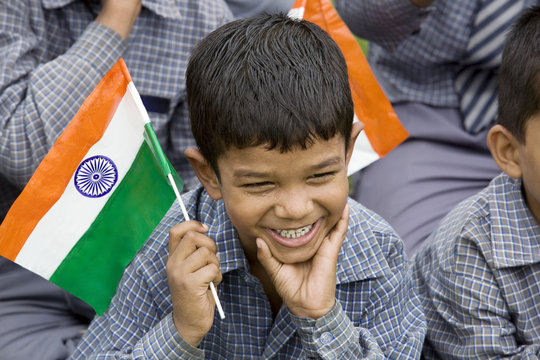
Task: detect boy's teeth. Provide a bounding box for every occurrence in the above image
[275,224,313,239]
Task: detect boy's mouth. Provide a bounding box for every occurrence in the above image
[267,219,321,248]
[275,223,313,238]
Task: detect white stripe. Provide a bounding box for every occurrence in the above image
[16,84,146,279]
[347,116,379,176]
[287,7,305,20]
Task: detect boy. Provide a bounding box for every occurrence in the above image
[411,6,540,359]
[71,14,425,359]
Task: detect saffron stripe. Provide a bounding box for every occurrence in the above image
[50,142,175,315]
[0,60,131,259]
[294,0,408,157]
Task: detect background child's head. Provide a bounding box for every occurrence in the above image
[488,6,540,222]
[186,13,354,176]
[496,5,540,143]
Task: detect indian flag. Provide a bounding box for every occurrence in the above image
[0,59,180,315]
[289,0,409,174]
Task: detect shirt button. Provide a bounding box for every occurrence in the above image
[320,332,334,345]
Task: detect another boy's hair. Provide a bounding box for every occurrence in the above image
[497,6,540,142]
[186,13,354,175]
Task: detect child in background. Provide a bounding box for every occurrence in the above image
[411,6,540,359]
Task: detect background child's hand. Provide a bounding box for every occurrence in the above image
[166,221,222,347]
[256,204,349,319]
[96,0,142,39]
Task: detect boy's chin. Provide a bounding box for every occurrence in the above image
[272,244,321,265]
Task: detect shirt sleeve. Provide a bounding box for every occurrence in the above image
[414,230,540,359]
[0,2,125,187]
[333,0,431,51]
[291,235,426,359]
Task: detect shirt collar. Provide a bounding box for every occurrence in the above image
[489,173,540,268]
[42,0,183,20]
[336,201,392,285]
[196,191,249,274]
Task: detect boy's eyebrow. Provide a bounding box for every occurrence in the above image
[311,156,343,170]
[233,156,343,178]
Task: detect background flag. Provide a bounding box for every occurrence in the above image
[0,59,180,315]
[289,0,409,175]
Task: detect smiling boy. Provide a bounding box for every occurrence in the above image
[71,13,425,359]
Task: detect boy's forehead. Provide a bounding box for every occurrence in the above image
[217,135,348,173]
[221,135,347,159]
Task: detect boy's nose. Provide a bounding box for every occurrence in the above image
[274,188,314,220]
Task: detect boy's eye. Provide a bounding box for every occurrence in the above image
[309,171,337,181]
[242,181,273,188]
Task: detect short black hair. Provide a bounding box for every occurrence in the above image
[186,13,354,175]
[497,6,540,142]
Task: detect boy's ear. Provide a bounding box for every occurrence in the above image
[184,148,223,200]
[487,124,522,179]
[345,121,364,166]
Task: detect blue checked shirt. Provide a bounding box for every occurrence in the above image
[71,188,425,359]
[411,172,540,359]
[333,0,538,107]
[0,0,232,218]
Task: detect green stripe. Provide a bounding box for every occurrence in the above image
[143,122,184,192]
[144,122,172,176]
[50,142,175,314]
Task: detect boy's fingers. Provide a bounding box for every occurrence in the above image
[255,238,281,278]
[168,221,211,254]
[180,246,220,276]
[322,204,350,258]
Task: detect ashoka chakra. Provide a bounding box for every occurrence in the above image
[74,155,118,198]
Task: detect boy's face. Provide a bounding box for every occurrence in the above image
[215,135,352,265]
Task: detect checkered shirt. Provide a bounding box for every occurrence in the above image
[334,0,538,106]
[411,172,540,359]
[0,0,232,219]
[71,188,425,359]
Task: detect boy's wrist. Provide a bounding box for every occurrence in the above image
[173,315,206,348]
[288,299,335,320]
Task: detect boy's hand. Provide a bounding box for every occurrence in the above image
[96,0,142,39]
[256,204,349,319]
[167,221,222,347]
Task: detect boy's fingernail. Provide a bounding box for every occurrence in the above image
[256,238,263,249]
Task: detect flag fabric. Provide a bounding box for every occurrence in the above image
[0,59,180,315]
[289,0,409,175]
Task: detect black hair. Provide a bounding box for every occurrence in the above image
[186,13,354,175]
[497,6,540,142]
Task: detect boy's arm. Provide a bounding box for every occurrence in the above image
[291,234,425,359]
[257,206,425,359]
[414,232,540,359]
[333,0,433,51]
[70,220,220,359]
[69,254,206,359]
